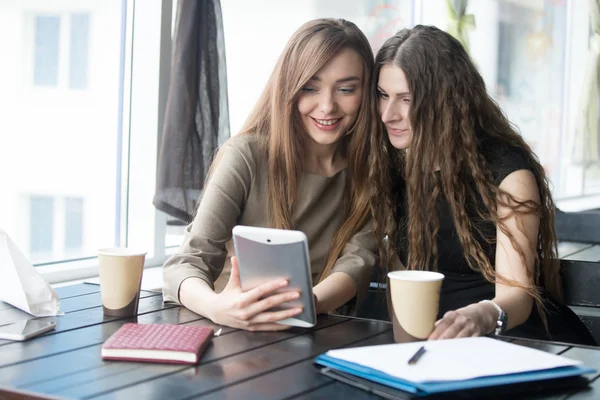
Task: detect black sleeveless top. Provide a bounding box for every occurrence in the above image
[394,140,596,345]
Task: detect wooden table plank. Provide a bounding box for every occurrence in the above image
[54,283,102,298]
[560,346,600,399]
[0,292,167,347]
[23,320,227,396]
[566,376,600,399]
[86,318,390,400]
[292,381,382,399]
[195,330,395,400]
[0,296,176,368]
[1,285,598,400]
[31,318,335,399]
[48,316,347,399]
[0,289,160,347]
[562,245,600,262]
[561,346,600,380]
[0,290,159,326]
[558,242,594,259]
[0,307,211,388]
[509,338,570,354]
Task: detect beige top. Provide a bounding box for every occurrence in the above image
[162,134,377,311]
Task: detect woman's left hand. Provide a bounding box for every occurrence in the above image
[428,303,497,340]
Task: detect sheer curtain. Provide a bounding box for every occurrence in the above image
[154,0,230,224]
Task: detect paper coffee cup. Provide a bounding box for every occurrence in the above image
[98,248,147,317]
[388,270,444,339]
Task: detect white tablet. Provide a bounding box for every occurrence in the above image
[232,225,317,328]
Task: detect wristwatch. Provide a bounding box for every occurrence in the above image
[480,300,508,335]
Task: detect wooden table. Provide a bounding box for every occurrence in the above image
[1,284,600,399]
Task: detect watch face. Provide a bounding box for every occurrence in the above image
[498,311,508,333]
[497,311,508,334]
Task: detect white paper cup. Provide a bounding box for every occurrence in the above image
[388,270,444,339]
[98,248,147,317]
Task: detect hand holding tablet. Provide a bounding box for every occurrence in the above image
[232,225,317,328]
[206,256,304,331]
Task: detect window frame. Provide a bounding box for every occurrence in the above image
[39,0,173,284]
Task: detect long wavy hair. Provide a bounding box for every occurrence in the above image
[223,19,376,282]
[369,25,562,324]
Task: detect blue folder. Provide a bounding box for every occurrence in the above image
[314,353,595,396]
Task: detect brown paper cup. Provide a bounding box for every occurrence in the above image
[388,270,444,339]
[98,248,146,317]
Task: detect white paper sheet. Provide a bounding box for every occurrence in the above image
[325,337,581,383]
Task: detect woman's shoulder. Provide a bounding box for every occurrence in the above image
[223,133,261,154]
[220,133,263,167]
[480,138,533,186]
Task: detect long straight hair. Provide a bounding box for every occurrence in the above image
[219,19,377,281]
[369,25,561,326]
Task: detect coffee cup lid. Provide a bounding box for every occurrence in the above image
[387,270,444,281]
[98,247,147,257]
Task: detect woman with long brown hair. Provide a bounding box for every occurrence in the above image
[162,18,378,331]
[371,25,594,344]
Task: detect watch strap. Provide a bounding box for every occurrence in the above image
[479,299,507,335]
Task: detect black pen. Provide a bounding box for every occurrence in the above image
[407,346,427,365]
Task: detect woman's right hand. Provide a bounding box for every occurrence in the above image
[207,256,303,331]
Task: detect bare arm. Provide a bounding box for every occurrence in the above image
[313,272,357,314]
[179,277,220,317]
[318,219,378,314]
[429,169,539,339]
[490,169,539,329]
[162,140,251,304]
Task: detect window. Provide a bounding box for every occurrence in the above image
[26,195,85,264]
[29,11,91,89]
[33,16,60,86]
[419,0,593,204]
[0,0,127,278]
[65,197,84,251]
[29,196,54,256]
[69,13,91,89]
[0,0,174,283]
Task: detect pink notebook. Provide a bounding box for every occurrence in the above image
[101,323,214,364]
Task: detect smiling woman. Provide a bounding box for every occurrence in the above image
[162,18,379,332]
[297,48,363,166]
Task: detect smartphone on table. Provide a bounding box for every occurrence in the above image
[232,225,317,328]
[0,318,57,341]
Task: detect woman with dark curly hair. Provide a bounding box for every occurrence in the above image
[370,25,595,345]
